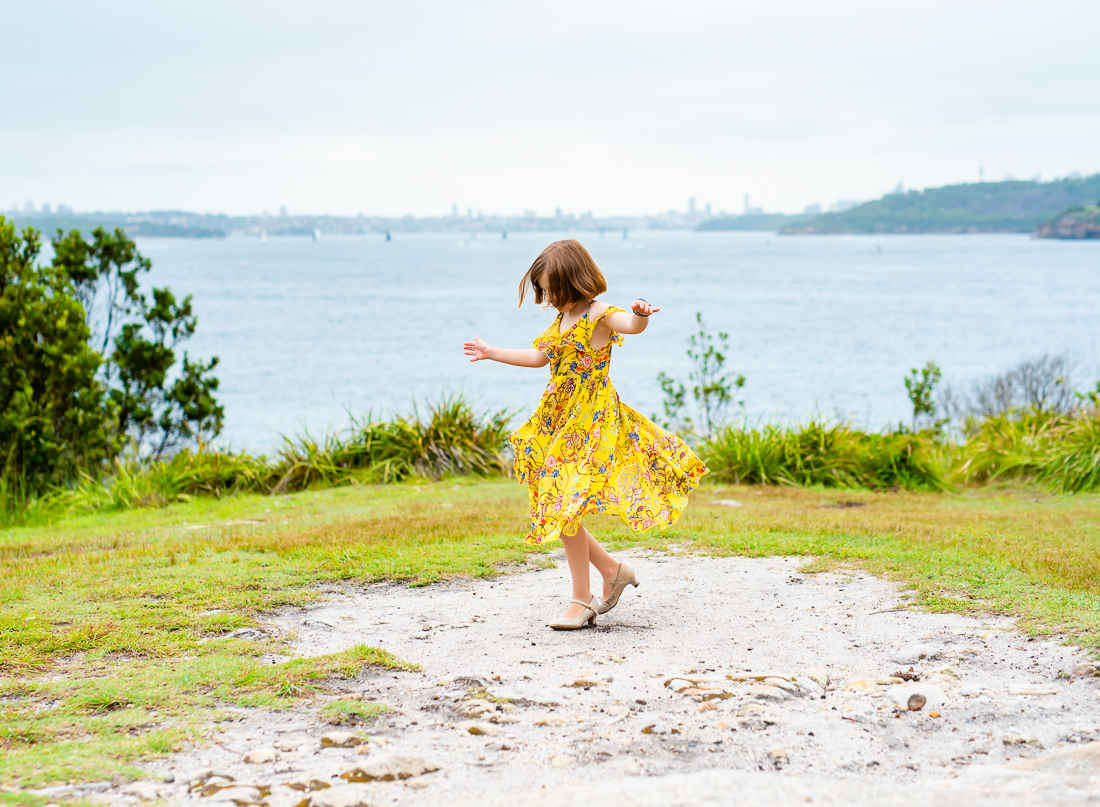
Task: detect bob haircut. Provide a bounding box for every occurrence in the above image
[518,239,608,308]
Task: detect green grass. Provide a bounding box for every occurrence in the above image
[0,644,412,788]
[1,477,1098,789]
[320,698,389,726]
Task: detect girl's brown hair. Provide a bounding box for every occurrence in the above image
[518,239,607,308]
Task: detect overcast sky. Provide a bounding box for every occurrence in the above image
[3,0,1098,217]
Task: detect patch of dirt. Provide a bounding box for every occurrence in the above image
[122,554,1100,806]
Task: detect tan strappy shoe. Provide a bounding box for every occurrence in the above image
[596,561,639,614]
[548,596,599,630]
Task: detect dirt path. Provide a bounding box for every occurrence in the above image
[76,552,1100,806]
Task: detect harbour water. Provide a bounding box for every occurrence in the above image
[133,231,1099,452]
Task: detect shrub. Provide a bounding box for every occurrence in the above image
[941,353,1076,422]
[940,408,1100,493]
[0,220,111,494]
[1041,415,1100,493]
[948,411,1065,486]
[700,421,946,491]
[270,396,512,492]
[33,396,514,521]
[656,312,744,437]
[0,218,222,516]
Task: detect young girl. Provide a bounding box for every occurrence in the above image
[464,239,707,629]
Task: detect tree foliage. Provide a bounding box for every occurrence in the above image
[0,218,222,496]
[903,360,942,433]
[0,220,111,490]
[657,313,745,437]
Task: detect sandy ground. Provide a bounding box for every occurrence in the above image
[52,551,1100,806]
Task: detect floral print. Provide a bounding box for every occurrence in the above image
[509,305,708,545]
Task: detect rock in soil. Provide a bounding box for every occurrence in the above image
[121,782,161,801]
[339,755,440,782]
[1022,725,1070,749]
[206,786,265,806]
[241,748,279,764]
[294,785,374,807]
[320,732,362,748]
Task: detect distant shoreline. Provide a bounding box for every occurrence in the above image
[774,175,1100,238]
[10,172,1100,240]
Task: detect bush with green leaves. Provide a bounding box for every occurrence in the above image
[656,312,745,438]
[0,221,111,493]
[903,360,944,433]
[51,225,223,458]
[0,217,222,502]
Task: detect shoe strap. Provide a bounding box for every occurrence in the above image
[570,598,596,611]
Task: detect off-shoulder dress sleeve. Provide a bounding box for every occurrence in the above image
[589,305,626,348]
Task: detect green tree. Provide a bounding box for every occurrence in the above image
[657,313,745,437]
[51,225,150,355]
[0,218,111,491]
[51,226,223,458]
[1,219,223,501]
[904,360,942,432]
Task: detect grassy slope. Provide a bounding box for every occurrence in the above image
[779,174,1100,234]
[2,479,1098,789]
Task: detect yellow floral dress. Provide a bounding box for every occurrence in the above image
[510,304,708,545]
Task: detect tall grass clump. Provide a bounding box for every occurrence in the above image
[14,395,514,523]
[949,411,1066,486]
[1041,414,1100,492]
[271,396,512,491]
[700,421,946,491]
[56,447,272,514]
[937,353,1100,493]
[0,477,59,528]
[949,408,1100,493]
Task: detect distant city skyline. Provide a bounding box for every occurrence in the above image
[3,1,1098,217]
[0,194,883,222]
[9,170,1089,224]
[10,194,816,220]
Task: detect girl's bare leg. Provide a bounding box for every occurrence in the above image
[579,525,619,600]
[559,526,593,618]
[560,523,621,617]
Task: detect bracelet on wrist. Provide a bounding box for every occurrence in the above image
[635,298,650,317]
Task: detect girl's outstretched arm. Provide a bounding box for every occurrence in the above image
[464,335,550,368]
[598,299,660,336]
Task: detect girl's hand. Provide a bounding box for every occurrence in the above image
[464,335,492,362]
[632,299,660,317]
